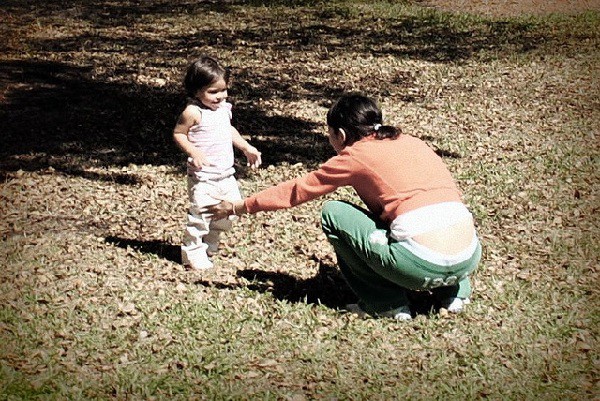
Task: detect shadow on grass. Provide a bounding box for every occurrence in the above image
[105,235,450,316]
[0,59,325,179]
[0,57,455,184]
[235,263,356,309]
[105,236,182,264]
[11,0,545,64]
[104,234,353,308]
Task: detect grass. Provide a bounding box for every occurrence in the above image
[1,0,599,399]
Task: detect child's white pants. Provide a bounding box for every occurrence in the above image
[181,174,241,265]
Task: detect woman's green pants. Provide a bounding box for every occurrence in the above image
[321,200,481,315]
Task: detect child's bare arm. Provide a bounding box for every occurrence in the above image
[173,107,209,169]
[232,127,262,169]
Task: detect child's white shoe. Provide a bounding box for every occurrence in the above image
[185,254,214,270]
[442,297,470,313]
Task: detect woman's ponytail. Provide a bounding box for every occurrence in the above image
[327,94,400,146]
[373,123,400,140]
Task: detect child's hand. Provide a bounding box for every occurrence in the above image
[187,155,213,169]
[243,145,262,169]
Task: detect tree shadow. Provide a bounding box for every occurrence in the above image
[0,59,181,169]
[0,59,325,179]
[13,1,545,63]
[1,0,551,181]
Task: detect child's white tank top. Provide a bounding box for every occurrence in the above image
[187,101,235,178]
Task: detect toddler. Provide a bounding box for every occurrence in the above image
[173,55,261,270]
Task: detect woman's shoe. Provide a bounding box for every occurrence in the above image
[441,297,470,313]
[345,303,412,321]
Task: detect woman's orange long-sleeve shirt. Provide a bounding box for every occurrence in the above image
[245,134,463,224]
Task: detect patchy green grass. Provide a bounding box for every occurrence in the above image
[1,1,599,400]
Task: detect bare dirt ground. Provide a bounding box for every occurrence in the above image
[422,0,600,16]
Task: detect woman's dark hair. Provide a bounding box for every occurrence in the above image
[326,94,399,146]
[184,55,230,98]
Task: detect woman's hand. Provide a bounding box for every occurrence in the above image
[203,199,246,220]
[202,200,234,220]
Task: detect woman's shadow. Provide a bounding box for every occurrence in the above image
[231,263,441,314]
[202,262,441,315]
[232,262,356,309]
[105,235,354,308]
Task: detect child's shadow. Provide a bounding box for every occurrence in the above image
[105,236,181,264]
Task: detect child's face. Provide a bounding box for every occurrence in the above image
[195,77,228,110]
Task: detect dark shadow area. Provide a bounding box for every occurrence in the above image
[231,266,448,316]
[432,148,462,159]
[105,235,182,264]
[103,234,353,308]
[57,168,145,185]
[0,60,183,168]
[0,164,146,184]
[1,0,549,180]
[2,0,239,24]
[0,59,325,179]
[193,262,356,310]
[5,0,546,63]
[236,263,355,309]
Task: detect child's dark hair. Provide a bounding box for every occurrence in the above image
[327,94,399,146]
[184,55,229,98]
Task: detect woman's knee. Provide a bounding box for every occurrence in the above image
[321,200,354,229]
[321,200,344,218]
[321,201,347,237]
